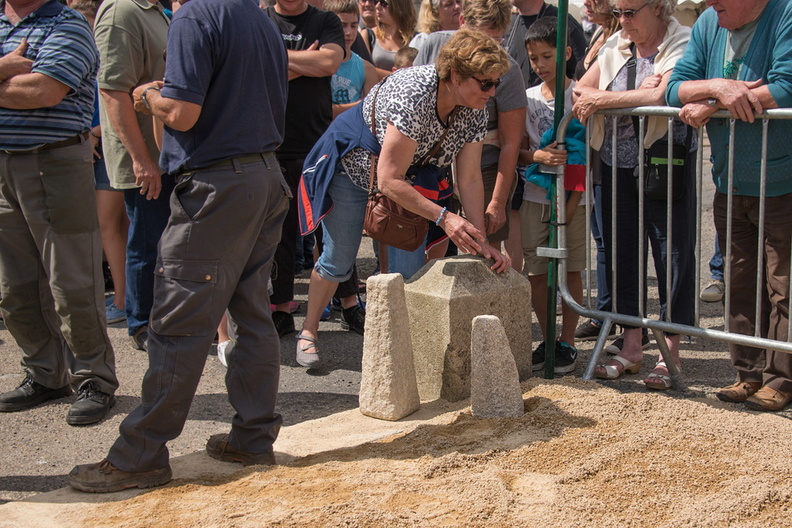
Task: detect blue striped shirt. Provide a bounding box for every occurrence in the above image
[0,1,98,150]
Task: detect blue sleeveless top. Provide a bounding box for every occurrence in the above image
[331,53,366,104]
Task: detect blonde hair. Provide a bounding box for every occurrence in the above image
[375,0,417,45]
[416,0,442,34]
[462,0,511,34]
[435,27,511,82]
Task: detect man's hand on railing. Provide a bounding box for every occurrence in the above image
[711,78,764,123]
[679,100,718,128]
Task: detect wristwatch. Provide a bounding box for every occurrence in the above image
[141,86,161,111]
[706,97,719,109]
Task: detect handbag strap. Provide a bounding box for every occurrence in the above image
[626,43,641,142]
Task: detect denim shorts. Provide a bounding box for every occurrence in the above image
[314,169,368,282]
[93,156,120,192]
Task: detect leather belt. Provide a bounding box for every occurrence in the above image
[188,153,269,174]
[2,132,89,154]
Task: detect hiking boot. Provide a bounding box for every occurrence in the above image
[716,380,762,403]
[574,319,617,342]
[130,325,149,351]
[531,341,547,372]
[604,332,651,355]
[0,374,72,412]
[744,386,792,412]
[272,310,295,338]
[700,279,725,302]
[206,433,277,466]
[554,341,578,374]
[341,305,365,335]
[67,459,172,493]
[67,382,115,426]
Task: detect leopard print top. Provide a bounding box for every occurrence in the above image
[341,65,488,189]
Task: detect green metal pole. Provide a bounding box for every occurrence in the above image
[543,1,569,380]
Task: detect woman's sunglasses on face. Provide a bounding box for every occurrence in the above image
[473,77,503,92]
[612,2,648,19]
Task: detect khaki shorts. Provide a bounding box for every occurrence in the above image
[520,200,587,276]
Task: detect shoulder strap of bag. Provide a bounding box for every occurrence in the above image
[626,43,641,142]
[418,106,458,166]
[368,81,459,191]
[368,81,385,192]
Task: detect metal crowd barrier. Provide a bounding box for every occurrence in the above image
[542,107,792,388]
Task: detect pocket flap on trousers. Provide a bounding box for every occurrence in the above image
[155,259,219,284]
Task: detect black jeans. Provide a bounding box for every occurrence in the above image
[600,155,696,328]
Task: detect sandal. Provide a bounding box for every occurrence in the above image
[295,333,321,368]
[644,361,676,391]
[595,355,642,380]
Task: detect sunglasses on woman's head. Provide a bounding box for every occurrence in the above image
[612,2,648,19]
[473,77,502,92]
[375,0,388,7]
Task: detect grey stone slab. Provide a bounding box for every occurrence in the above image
[470,315,524,418]
[404,256,532,402]
[359,273,420,421]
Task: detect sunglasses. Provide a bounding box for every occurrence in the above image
[612,2,649,19]
[473,77,502,92]
[375,0,388,7]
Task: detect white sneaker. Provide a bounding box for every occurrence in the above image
[217,340,235,367]
[700,280,725,302]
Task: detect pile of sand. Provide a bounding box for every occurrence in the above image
[72,378,792,528]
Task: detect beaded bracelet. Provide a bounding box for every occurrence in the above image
[435,206,448,226]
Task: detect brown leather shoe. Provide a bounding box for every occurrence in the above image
[206,433,276,466]
[716,381,762,403]
[745,386,792,412]
[67,459,172,493]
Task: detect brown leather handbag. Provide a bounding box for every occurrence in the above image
[363,83,455,252]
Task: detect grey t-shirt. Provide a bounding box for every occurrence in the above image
[414,31,527,167]
[724,16,760,79]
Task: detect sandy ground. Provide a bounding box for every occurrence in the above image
[3,378,792,528]
[2,142,791,527]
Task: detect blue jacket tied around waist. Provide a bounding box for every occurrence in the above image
[298,102,453,236]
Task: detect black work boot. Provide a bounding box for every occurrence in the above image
[67,381,115,426]
[0,374,71,412]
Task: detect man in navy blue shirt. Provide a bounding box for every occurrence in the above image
[68,0,290,492]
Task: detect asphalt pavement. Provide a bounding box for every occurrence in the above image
[0,245,378,504]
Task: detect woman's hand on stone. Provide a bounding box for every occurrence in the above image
[441,212,486,256]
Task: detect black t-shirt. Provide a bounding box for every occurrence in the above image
[351,32,373,64]
[266,5,345,159]
[502,4,588,88]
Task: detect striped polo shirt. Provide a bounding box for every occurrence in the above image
[0,0,98,151]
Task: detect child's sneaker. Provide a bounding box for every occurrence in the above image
[554,341,578,374]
